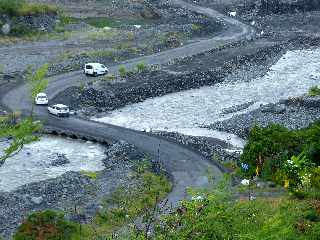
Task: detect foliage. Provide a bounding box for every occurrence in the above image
[241,122,320,192]
[80,170,98,179]
[103,74,116,81]
[87,29,117,41]
[153,189,320,240]
[308,86,320,97]
[311,167,320,189]
[0,115,42,167]
[191,24,201,31]
[0,0,58,17]
[118,65,127,78]
[136,62,146,72]
[14,210,78,240]
[79,170,171,239]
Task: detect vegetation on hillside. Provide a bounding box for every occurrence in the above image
[241,122,320,195]
[0,0,58,17]
[14,210,78,240]
[13,163,172,239]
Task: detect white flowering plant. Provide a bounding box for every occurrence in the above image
[283,151,315,190]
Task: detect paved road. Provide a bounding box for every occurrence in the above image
[1,1,253,207]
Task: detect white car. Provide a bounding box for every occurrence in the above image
[48,104,70,117]
[35,93,48,105]
[84,63,109,76]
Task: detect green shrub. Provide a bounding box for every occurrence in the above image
[311,167,320,188]
[155,191,320,240]
[241,122,320,191]
[241,124,301,176]
[308,86,320,96]
[0,0,24,16]
[0,0,58,16]
[103,74,116,81]
[118,65,127,78]
[14,210,78,240]
[136,62,146,72]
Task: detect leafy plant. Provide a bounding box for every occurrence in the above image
[80,170,98,179]
[118,65,127,78]
[308,86,320,96]
[0,116,42,167]
[136,62,146,72]
[14,210,78,240]
[241,122,320,192]
[0,0,57,17]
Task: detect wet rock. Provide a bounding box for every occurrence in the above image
[221,101,255,114]
[1,23,10,35]
[49,153,70,166]
[209,95,320,139]
[30,196,43,205]
[260,103,286,114]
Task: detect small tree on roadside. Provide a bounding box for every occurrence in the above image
[0,114,42,167]
[27,64,49,117]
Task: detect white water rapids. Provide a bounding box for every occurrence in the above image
[0,135,105,192]
[93,49,320,146]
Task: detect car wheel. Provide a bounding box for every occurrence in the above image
[93,72,97,77]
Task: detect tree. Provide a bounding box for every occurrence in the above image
[0,114,42,167]
[27,64,49,117]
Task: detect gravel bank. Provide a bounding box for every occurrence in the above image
[0,140,147,239]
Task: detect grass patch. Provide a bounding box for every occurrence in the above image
[81,17,155,28]
[87,29,118,41]
[308,86,320,96]
[80,170,99,180]
[0,0,58,17]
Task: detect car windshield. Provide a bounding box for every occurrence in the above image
[37,96,47,99]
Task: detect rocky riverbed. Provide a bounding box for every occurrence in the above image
[0,137,147,239]
[209,96,320,139]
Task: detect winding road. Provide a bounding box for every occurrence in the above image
[1,0,253,207]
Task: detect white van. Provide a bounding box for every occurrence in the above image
[84,63,109,76]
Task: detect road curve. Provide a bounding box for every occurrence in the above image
[1,1,253,207]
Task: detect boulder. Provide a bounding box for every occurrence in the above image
[50,153,70,166]
[1,23,10,35]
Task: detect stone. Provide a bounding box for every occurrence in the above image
[50,153,70,166]
[1,23,10,35]
[31,196,43,205]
